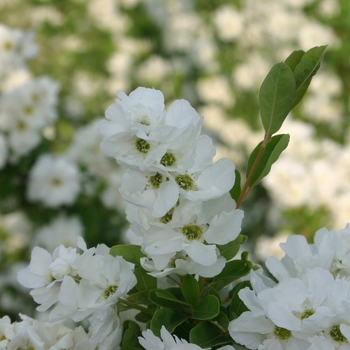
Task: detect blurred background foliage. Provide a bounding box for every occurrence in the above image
[1,0,350,319]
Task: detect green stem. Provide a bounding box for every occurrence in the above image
[236,133,269,208]
[120,298,154,315]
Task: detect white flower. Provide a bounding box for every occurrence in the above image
[88,307,122,350]
[34,215,84,253]
[17,244,81,313]
[265,225,350,282]
[0,25,38,76]
[136,194,243,273]
[99,87,203,172]
[27,154,80,207]
[213,5,244,42]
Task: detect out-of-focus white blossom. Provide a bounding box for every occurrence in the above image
[34,215,84,253]
[0,25,38,77]
[213,5,244,42]
[27,155,81,207]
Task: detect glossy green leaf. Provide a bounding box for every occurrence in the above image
[259,62,296,137]
[127,290,153,305]
[192,295,220,320]
[293,45,327,108]
[212,311,230,332]
[134,266,157,292]
[284,49,305,72]
[181,275,199,307]
[121,321,142,349]
[149,289,192,312]
[217,234,247,260]
[211,259,251,291]
[150,308,189,337]
[190,321,230,348]
[229,281,252,319]
[230,169,241,202]
[109,244,146,265]
[246,134,290,189]
[134,312,151,323]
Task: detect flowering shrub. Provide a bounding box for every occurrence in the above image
[4,32,350,348]
[2,2,350,348]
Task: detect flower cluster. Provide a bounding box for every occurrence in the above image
[229,225,350,349]
[99,87,244,277]
[0,76,59,162]
[0,314,94,349]
[17,237,136,349]
[0,24,38,78]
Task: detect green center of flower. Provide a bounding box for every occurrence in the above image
[160,207,175,224]
[274,326,291,340]
[135,138,150,153]
[330,325,346,343]
[17,121,26,130]
[104,285,118,299]
[301,309,314,319]
[51,178,62,186]
[31,93,39,102]
[150,172,163,188]
[182,225,202,240]
[3,41,12,51]
[23,106,33,115]
[175,174,194,191]
[138,117,150,125]
[160,152,176,167]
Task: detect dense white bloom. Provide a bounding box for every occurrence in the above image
[228,268,338,349]
[129,194,243,274]
[266,225,350,281]
[0,76,59,131]
[2,314,95,350]
[27,154,81,207]
[120,157,235,218]
[18,237,137,323]
[99,87,204,172]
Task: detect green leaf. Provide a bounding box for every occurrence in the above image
[134,266,157,292]
[229,281,252,319]
[127,290,153,305]
[292,45,327,108]
[212,311,230,332]
[211,259,251,291]
[135,310,154,323]
[217,234,247,260]
[181,275,199,307]
[109,244,146,265]
[192,295,220,320]
[149,289,192,312]
[122,321,142,349]
[259,62,296,137]
[230,169,241,202]
[246,134,290,188]
[218,241,240,261]
[150,308,190,337]
[190,321,230,348]
[284,50,305,72]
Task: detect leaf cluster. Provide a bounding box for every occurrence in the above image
[234,46,327,207]
[110,238,252,349]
